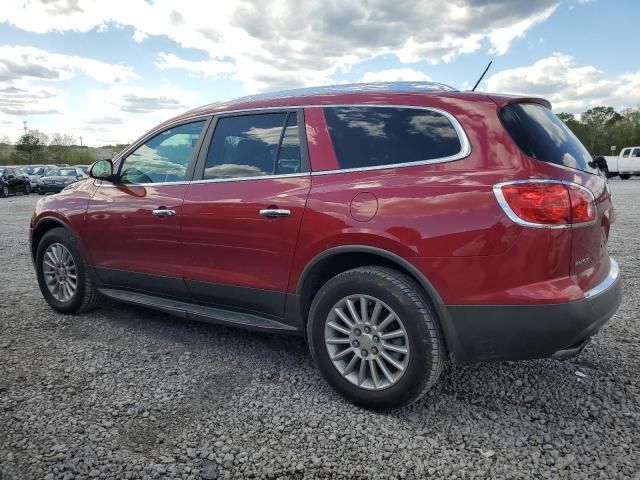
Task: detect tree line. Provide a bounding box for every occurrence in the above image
[557,106,640,156]
[0,130,128,166]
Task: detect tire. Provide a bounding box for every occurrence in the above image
[35,227,101,314]
[307,266,446,410]
[620,174,631,180]
[0,185,7,198]
[38,191,45,195]
[24,183,31,195]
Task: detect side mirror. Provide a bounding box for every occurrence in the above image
[89,159,114,181]
[7,174,15,180]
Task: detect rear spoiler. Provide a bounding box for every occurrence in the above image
[487,94,552,110]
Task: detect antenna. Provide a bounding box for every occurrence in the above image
[471,61,492,92]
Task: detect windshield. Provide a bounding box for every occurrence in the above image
[24,166,45,175]
[47,168,77,177]
[0,168,4,175]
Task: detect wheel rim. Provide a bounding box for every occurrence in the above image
[324,295,410,391]
[42,243,78,302]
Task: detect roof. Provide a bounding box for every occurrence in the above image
[184,81,458,116]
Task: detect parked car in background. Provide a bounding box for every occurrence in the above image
[36,167,86,195]
[0,166,31,197]
[603,146,640,178]
[30,82,622,410]
[22,165,52,190]
[76,165,90,176]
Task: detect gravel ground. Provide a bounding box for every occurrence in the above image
[1,180,639,480]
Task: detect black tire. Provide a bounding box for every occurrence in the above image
[38,191,45,195]
[0,185,7,198]
[24,183,31,194]
[307,266,446,410]
[35,227,101,314]
[620,174,631,180]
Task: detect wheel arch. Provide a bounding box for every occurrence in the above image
[31,217,93,275]
[294,245,463,359]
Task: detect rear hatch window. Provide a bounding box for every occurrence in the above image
[499,103,597,174]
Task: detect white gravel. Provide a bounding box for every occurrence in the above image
[1,180,639,479]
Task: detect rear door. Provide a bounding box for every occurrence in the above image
[84,118,209,299]
[499,102,614,292]
[181,109,311,319]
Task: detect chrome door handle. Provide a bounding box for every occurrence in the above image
[152,209,176,217]
[259,208,291,217]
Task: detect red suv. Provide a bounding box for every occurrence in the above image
[30,82,621,410]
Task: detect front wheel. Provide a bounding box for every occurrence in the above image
[35,227,101,314]
[307,266,446,410]
[24,183,31,194]
[0,185,8,197]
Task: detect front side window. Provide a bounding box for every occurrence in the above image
[203,112,302,179]
[622,149,631,158]
[323,106,463,170]
[119,120,206,184]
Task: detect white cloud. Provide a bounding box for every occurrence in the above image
[0,0,561,92]
[484,53,640,112]
[155,53,236,78]
[359,68,431,83]
[0,45,138,84]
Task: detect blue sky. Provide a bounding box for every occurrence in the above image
[0,0,638,146]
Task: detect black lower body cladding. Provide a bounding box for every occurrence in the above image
[446,259,622,362]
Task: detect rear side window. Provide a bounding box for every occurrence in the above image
[203,112,302,179]
[500,103,596,173]
[632,148,640,158]
[323,106,463,170]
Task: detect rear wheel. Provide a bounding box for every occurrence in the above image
[35,227,101,314]
[307,266,446,410]
[620,174,631,180]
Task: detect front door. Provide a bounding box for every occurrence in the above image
[181,110,311,319]
[84,118,208,299]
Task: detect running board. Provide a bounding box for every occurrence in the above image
[98,288,299,333]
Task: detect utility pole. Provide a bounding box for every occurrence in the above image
[23,121,27,135]
[80,136,83,147]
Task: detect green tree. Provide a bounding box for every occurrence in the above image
[16,130,49,163]
[580,106,622,153]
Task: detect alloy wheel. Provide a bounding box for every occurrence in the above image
[324,294,410,390]
[42,243,78,302]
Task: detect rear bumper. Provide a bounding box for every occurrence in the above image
[447,259,622,362]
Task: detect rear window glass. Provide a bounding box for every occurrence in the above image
[323,106,462,170]
[500,103,596,173]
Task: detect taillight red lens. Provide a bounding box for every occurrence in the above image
[500,183,570,225]
[497,181,596,227]
[566,184,596,224]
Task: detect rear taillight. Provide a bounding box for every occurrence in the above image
[494,181,596,228]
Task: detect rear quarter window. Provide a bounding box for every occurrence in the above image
[323,106,464,170]
[499,103,596,173]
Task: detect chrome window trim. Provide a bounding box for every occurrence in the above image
[493,179,598,229]
[95,171,310,188]
[106,103,470,184]
[584,258,619,299]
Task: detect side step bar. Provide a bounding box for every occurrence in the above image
[98,288,300,334]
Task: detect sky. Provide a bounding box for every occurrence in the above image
[0,0,639,146]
